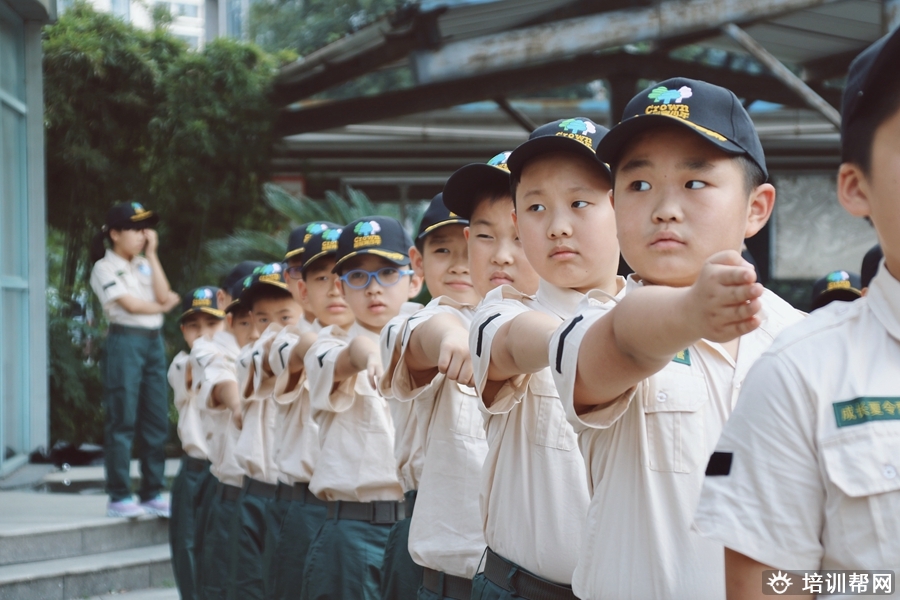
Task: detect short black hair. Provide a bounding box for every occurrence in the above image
[510,150,609,206]
[608,145,766,195]
[247,286,293,311]
[843,75,900,174]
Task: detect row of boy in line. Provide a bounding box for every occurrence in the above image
[166,27,900,600]
[808,243,882,312]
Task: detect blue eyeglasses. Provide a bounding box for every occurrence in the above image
[340,267,414,289]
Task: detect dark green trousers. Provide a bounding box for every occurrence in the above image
[200,483,240,600]
[380,491,423,600]
[262,488,291,600]
[300,517,393,600]
[194,472,219,595]
[170,457,211,600]
[226,485,273,600]
[271,493,326,600]
[101,328,168,502]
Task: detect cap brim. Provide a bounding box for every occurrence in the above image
[416,218,468,241]
[284,248,304,260]
[443,164,511,219]
[332,248,411,272]
[129,211,159,227]
[811,288,862,311]
[859,30,900,114]
[181,306,226,320]
[224,298,241,314]
[301,249,338,273]
[597,114,745,167]
[508,136,610,178]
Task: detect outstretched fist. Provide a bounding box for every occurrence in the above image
[685,250,764,343]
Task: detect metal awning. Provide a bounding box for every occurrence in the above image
[272,0,892,138]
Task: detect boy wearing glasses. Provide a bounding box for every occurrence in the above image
[301,216,422,600]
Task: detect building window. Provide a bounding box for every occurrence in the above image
[0,1,31,471]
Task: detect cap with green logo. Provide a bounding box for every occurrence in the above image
[443,151,513,219]
[180,286,225,321]
[332,216,413,273]
[238,262,291,307]
[302,226,344,273]
[507,118,610,180]
[597,77,768,180]
[285,222,341,260]
[104,202,159,231]
[416,193,467,241]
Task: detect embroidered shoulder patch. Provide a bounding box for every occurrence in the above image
[672,349,691,366]
[834,397,900,428]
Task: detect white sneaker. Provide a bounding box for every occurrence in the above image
[139,495,171,518]
[107,498,146,518]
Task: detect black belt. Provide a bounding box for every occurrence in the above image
[217,482,242,502]
[482,548,577,600]
[276,482,293,502]
[422,567,472,600]
[404,489,417,517]
[325,499,406,524]
[243,477,278,499]
[288,482,326,507]
[183,456,210,473]
[109,324,160,338]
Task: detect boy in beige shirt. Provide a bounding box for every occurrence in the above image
[169,286,226,600]
[468,118,622,600]
[302,216,422,600]
[551,79,802,599]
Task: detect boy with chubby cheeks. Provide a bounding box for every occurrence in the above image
[549,79,803,600]
[693,30,900,599]
[468,118,623,600]
[301,216,422,600]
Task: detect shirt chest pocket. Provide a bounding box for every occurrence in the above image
[642,368,708,473]
[527,373,577,451]
[822,428,900,559]
[450,383,487,440]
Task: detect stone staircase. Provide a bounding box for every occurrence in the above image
[0,491,175,600]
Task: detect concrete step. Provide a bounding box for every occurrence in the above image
[85,587,178,599]
[0,492,169,566]
[0,544,173,600]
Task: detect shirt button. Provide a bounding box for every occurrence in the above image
[883,465,897,480]
[656,392,668,403]
[734,381,742,389]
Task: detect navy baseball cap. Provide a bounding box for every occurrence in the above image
[443,151,513,219]
[105,202,159,230]
[180,286,225,321]
[285,222,341,260]
[860,244,883,289]
[841,28,900,161]
[810,270,862,311]
[333,216,413,272]
[416,193,467,241]
[597,78,768,180]
[222,261,263,295]
[238,262,292,309]
[508,118,610,179]
[302,226,344,273]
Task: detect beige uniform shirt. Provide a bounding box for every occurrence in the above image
[469,281,593,585]
[551,276,803,600]
[381,297,488,578]
[234,324,282,484]
[305,321,403,502]
[694,267,900,592]
[193,330,243,487]
[169,351,207,460]
[269,323,320,485]
[379,303,425,493]
[90,249,163,329]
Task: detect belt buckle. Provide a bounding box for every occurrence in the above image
[371,501,396,524]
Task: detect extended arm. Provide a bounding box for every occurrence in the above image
[405,312,473,387]
[333,335,382,387]
[212,380,243,429]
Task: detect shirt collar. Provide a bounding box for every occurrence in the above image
[868,261,900,340]
[535,280,587,320]
[104,248,135,269]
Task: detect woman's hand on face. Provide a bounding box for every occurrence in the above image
[143,229,159,255]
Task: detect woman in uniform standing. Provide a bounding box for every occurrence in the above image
[90,202,181,518]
